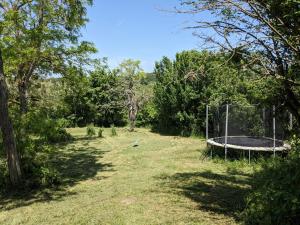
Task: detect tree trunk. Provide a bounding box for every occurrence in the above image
[18,80,28,114]
[0,49,22,186]
[127,91,138,132]
[129,106,137,132]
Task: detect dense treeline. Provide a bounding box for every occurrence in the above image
[153,50,279,135]
[20,49,289,137]
[62,61,127,127]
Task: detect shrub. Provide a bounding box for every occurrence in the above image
[86,124,96,137]
[136,101,158,127]
[111,125,117,136]
[0,110,68,189]
[0,159,8,191]
[45,127,73,143]
[22,144,62,188]
[17,110,73,143]
[39,166,61,187]
[242,136,300,225]
[98,127,104,138]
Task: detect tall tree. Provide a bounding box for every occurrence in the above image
[153,50,265,135]
[0,0,95,114]
[0,49,22,185]
[0,0,94,186]
[87,60,126,127]
[177,0,300,123]
[118,59,144,132]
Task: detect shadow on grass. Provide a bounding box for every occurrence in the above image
[0,143,114,211]
[158,169,252,221]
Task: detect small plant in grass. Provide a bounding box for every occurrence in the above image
[98,127,104,138]
[86,124,96,137]
[111,125,117,136]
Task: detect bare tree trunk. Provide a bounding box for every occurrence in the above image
[127,91,138,132]
[129,105,138,132]
[0,49,22,186]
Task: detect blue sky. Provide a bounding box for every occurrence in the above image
[81,0,201,72]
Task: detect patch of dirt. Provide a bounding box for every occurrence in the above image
[121,197,137,205]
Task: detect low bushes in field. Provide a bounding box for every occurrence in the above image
[86,124,96,137]
[98,127,104,138]
[111,125,117,136]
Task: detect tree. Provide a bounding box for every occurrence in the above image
[118,59,145,132]
[176,0,300,124]
[153,50,262,135]
[88,60,126,127]
[0,49,22,186]
[0,0,94,186]
[0,0,95,114]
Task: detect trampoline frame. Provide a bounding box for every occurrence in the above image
[205,104,291,162]
[207,136,290,152]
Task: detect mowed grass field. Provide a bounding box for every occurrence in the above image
[0,128,253,225]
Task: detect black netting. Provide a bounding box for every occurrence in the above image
[207,104,290,148]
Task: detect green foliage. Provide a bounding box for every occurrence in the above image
[0,158,9,190]
[39,167,61,187]
[154,51,249,135]
[19,111,73,143]
[86,124,96,137]
[88,60,127,126]
[136,101,158,127]
[63,59,127,127]
[98,127,104,138]
[23,144,62,188]
[153,50,278,136]
[111,125,117,136]
[178,0,300,126]
[243,136,300,225]
[0,110,71,189]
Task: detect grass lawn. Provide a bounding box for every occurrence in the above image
[0,128,253,225]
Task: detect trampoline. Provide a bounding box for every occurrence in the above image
[207,136,290,152]
[206,104,292,161]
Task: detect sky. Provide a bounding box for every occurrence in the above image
[81,0,201,72]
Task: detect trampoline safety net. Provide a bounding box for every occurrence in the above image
[206,104,291,151]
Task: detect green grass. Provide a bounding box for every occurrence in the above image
[0,128,253,225]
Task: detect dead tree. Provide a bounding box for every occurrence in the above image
[126,90,139,132]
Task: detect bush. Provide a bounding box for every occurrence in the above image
[111,125,117,136]
[136,101,158,127]
[0,159,8,191]
[86,124,96,137]
[17,110,73,143]
[98,127,104,138]
[39,166,61,187]
[0,110,68,189]
[242,136,300,225]
[22,144,62,188]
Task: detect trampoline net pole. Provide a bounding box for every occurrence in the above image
[206,105,209,141]
[273,105,276,157]
[206,105,212,159]
[290,113,293,130]
[225,104,229,161]
[263,108,266,137]
[248,150,251,164]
